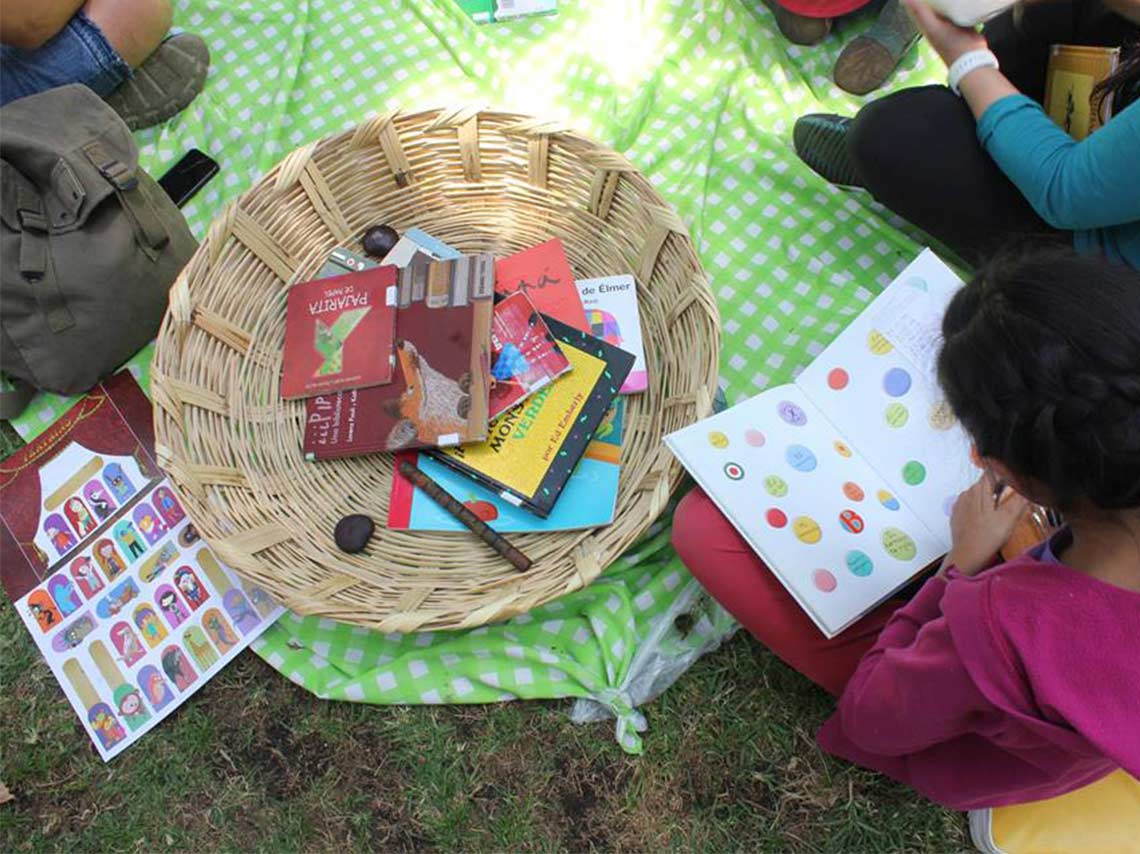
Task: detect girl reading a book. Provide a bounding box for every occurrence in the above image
[793,0,1139,269]
[672,247,1140,808]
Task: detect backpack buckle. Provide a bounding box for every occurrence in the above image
[96,158,139,192]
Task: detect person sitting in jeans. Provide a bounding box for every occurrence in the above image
[1,0,209,130]
[792,0,1140,267]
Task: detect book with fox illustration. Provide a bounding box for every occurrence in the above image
[280,265,400,399]
[302,253,495,459]
[0,371,282,760]
[432,317,634,517]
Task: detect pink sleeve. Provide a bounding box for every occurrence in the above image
[818,573,994,757]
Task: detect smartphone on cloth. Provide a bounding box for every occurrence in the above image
[157,149,219,207]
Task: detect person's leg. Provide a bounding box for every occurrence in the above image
[82,0,172,69]
[847,85,1057,263]
[672,488,903,697]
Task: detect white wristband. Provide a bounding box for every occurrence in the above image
[947,49,999,96]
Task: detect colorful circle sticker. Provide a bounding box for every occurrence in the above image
[877,489,901,511]
[839,509,865,534]
[902,460,927,486]
[793,516,822,544]
[827,368,849,390]
[785,444,818,472]
[763,475,789,498]
[883,367,912,397]
[777,400,808,426]
[845,550,874,577]
[842,481,865,502]
[881,527,918,561]
[723,462,745,481]
[745,429,766,448]
[928,400,955,431]
[812,569,838,593]
[708,431,730,449]
[833,440,853,458]
[867,330,894,355]
[766,508,788,528]
[884,402,909,429]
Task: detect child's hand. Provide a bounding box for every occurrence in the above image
[942,473,1029,576]
[902,0,988,67]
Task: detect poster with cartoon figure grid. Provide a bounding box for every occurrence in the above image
[0,373,283,761]
[666,250,977,637]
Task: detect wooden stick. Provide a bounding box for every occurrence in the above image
[397,461,532,573]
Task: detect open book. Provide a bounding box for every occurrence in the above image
[665,251,977,637]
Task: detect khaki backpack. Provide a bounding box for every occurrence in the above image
[1,84,197,416]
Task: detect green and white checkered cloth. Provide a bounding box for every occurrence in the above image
[8,0,944,752]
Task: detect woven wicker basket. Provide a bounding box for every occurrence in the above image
[151,106,719,631]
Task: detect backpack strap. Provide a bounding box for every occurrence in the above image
[11,175,77,333]
[82,139,169,255]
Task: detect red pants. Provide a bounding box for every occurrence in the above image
[672,488,905,697]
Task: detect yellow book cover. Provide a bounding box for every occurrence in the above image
[1043,44,1120,140]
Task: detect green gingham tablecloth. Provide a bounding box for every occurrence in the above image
[9,0,944,752]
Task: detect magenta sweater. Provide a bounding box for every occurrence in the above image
[817,532,1140,810]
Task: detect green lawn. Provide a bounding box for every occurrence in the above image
[1,598,966,852]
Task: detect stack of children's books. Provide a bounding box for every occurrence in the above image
[284,229,649,534]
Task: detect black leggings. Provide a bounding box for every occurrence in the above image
[847,0,1137,265]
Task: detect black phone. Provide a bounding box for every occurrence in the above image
[157,149,219,207]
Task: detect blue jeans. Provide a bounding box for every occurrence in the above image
[0,11,131,106]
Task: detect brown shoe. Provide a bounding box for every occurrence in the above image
[104,33,210,131]
[833,0,918,95]
[775,7,833,46]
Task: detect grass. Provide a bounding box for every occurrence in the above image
[0,597,968,852]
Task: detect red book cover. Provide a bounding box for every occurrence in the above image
[303,254,495,458]
[280,266,399,399]
[488,292,573,418]
[494,239,589,332]
[0,371,161,603]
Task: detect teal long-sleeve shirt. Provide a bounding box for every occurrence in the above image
[976,93,1140,269]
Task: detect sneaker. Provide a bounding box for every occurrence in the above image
[104,33,210,131]
[833,0,918,95]
[774,6,833,46]
[792,113,863,188]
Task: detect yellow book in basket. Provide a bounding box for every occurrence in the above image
[1043,44,1120,140]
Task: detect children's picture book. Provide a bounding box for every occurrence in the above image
[489,292,573,419]
[1044,45,1120,140]
[494,239,589,333]
[303,253,495,458]
[665,250,976,638]
[0,372,283,761]
[457,0,558,23]
[432,318,634,517]
[576,274,647,394]
[389,399,623,532]
[280,265,399,399]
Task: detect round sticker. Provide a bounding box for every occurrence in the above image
[877,489,901,511]
[839,509,865,534]
[766,508,788,529]
[845,550,874,577]
[842,481,865,502]
[827,368,849,390]
[723,462,745,481]
[812,569,838,593]
[883,367,912,398]
[833,440,853,459]
[777,400,808,426]
[763,475,789,498]
[904,276,928,291]
[884,402,909,428]
[902,460,927,486]
[793,516,822,544]
[745,429,766,448]
[867,330,894,355]
[881,527,918,561]
[708,431,730,449]
[928,400,955,431]
[785,444,818,472]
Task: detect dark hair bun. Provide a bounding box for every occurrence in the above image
[937,246,1140,510]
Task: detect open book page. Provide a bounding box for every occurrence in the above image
[665,385,945,637]
[795,251,976,549]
